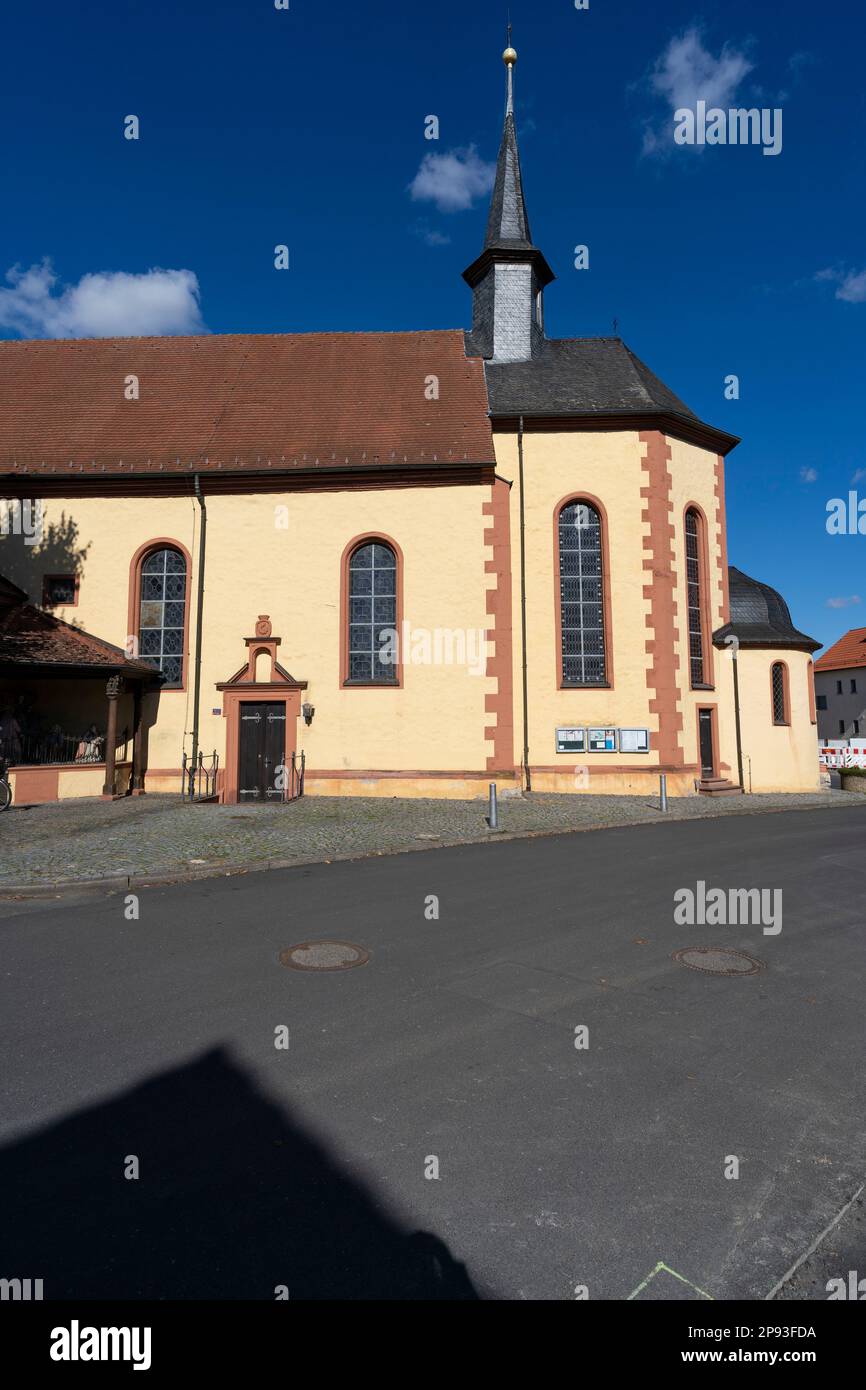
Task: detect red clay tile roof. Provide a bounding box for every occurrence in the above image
[815,627,866,671]
[0,331,494,476]
[0,599,159,676]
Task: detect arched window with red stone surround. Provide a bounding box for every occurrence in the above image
[771,661,791,726]
[128,540,191,690]
[341,536,403,686]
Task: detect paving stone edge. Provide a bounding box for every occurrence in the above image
[0,797,857,901]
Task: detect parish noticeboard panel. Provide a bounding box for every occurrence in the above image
[619,728,650,754]
[555,727,586,753]
[588,727,617,753]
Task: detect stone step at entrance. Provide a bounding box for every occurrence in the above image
[697,778,743,797]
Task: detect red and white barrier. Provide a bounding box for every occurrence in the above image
[819,741,866,768]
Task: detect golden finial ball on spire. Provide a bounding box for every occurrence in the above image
[503,46,517,67]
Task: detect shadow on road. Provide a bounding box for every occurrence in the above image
[0,1046,482,1300]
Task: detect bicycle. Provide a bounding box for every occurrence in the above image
[0,757,12,812]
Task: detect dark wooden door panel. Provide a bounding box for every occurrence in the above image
[238,705,265,800]
[263,706,286,800]
[699,709,715,779]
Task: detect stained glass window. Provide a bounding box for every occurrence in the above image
[138,548,186,687]
[559,502,606,686]
[347,542,398,683]
[685,509,705,687]
[772,662,788,725]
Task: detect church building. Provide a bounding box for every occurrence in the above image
[0,46,821,805]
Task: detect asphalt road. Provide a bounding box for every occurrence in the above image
[1,806,864,1301]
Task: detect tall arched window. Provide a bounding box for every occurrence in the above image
[138,547,187,688]
[558,500,607,686]
[346,540,398,684]
[685,508,706,687]
[807,660,817,725]
[771,662,790,725]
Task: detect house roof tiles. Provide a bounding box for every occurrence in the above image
[815,626,866,672]
[0,597,159,677]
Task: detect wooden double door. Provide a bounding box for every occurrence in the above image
[238,702,286,801]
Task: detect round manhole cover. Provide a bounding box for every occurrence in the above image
[279,941,370,972]
[673,946,765,976]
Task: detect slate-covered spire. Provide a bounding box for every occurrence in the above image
[464,43,554,363]
[484,47,533,251]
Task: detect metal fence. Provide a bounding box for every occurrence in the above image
[281,750,305,802]
[182,749,220,802]
[0,729,130,767]
[181,750,304,803]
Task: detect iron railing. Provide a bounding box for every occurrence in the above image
[182,749,220,802]
[0,728,130,767]
[280,750,305,803]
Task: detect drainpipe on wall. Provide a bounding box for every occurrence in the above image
[517,414,531,792]
[190,474,207,787]
[731,645,745,791]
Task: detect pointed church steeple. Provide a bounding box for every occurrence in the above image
[484,42,532,252]
[464,42,554,362]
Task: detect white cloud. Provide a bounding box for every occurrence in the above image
[641,27,753,156]
[800,466,818,483]
[776,50,815,103]
[410,220,452,248]
[836,269,866,304]
[826,595,862,609]
[815,265,866,304]
[407,145,496,213]
[0,260,206,338]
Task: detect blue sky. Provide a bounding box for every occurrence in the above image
[1,0,864,650]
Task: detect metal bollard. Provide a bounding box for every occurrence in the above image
[659,773,668,812]
[488,782,499,830]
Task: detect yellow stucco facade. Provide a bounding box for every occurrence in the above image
[735,649,821,793]
[6,483,498,799]
[2,422,821,804]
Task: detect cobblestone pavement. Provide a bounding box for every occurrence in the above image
[0,787,856,888]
